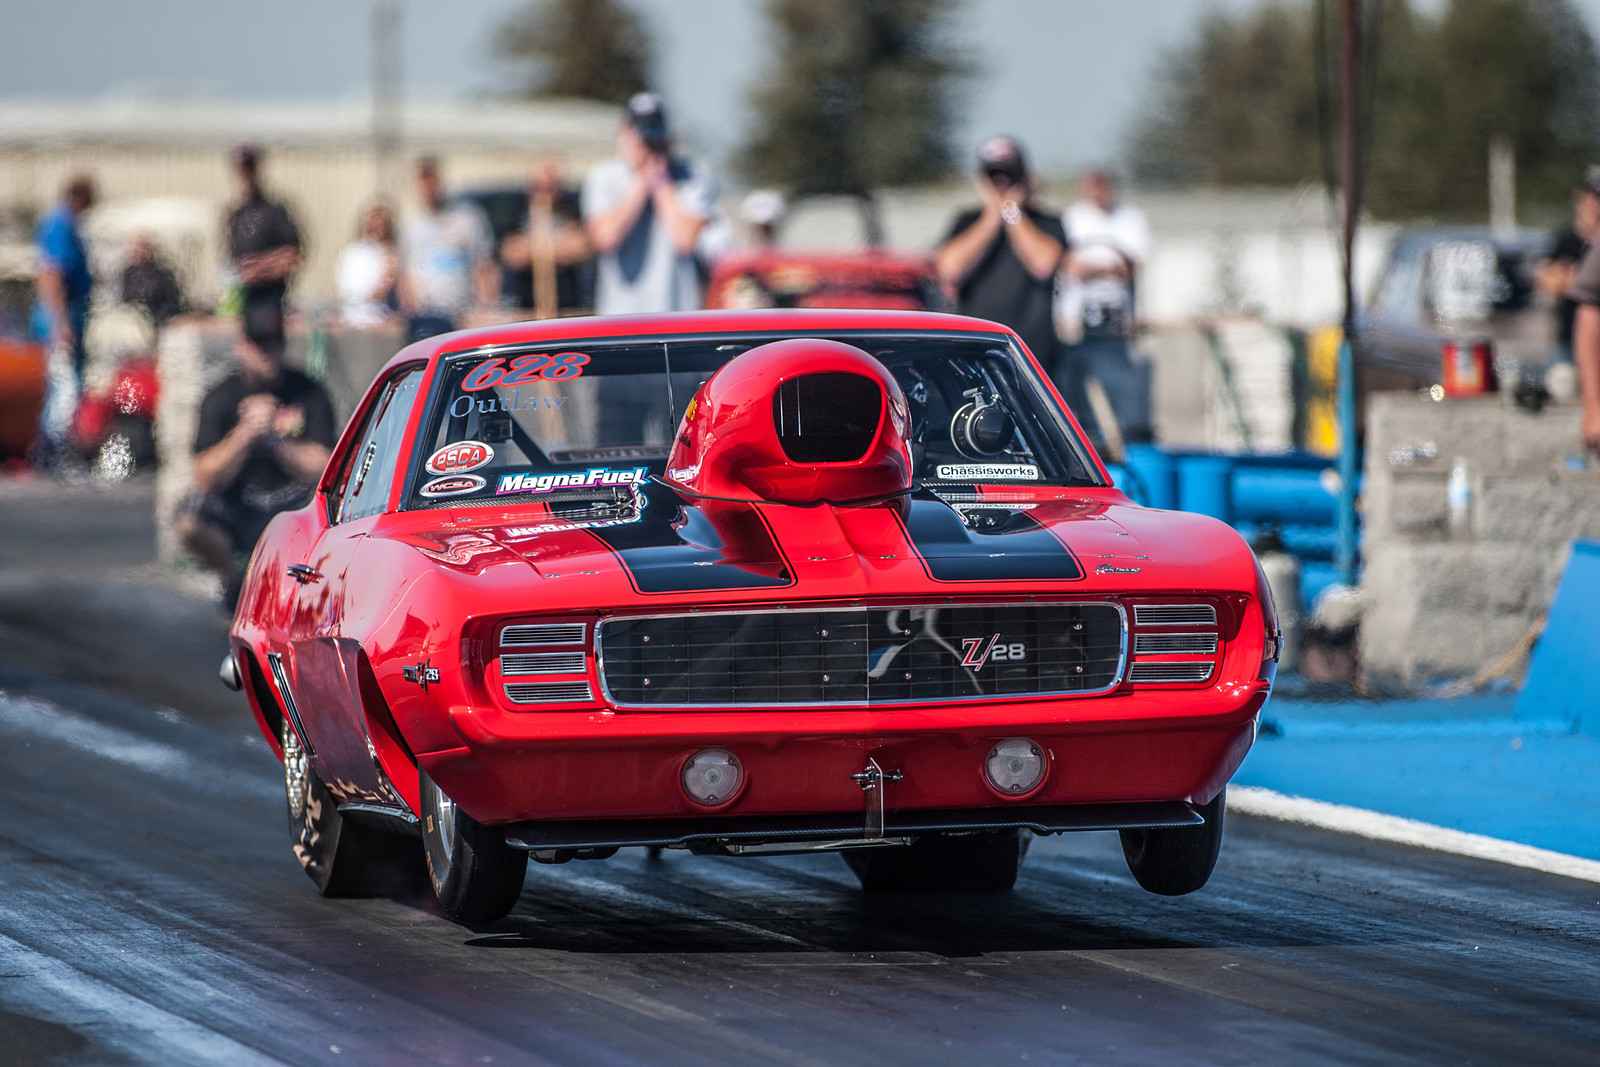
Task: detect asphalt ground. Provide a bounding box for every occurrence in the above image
[1,477,1598,1066]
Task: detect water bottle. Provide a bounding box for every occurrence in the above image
[1447,456,1471,537]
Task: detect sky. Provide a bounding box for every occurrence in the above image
[3,0,1600,176]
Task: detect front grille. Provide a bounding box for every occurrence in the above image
[1134,633,1218,655]
[1133,604,1217,627]
[598,603,1125,708]
[1129,663,1214,684]
[502,651,587,675]
[505,681,594,704]
[502,623,587,646]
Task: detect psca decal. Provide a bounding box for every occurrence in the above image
[425,440,494,476]
[461,352,589,391]
[496,466,650,495]
[419,474,487,497]
[958,634,1026,670]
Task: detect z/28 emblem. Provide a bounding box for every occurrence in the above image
[959,635,1026,670]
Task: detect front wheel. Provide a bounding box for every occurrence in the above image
[284,723,428,898]
[420,769,528,922]
[1120,787,1226,896]
[843,830,1028,892]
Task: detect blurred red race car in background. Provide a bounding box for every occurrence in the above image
[225,308,1277,922]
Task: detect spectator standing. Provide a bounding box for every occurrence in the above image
[178,309,336,609]
[336,201,399,328]
[224,144,302,331]
[119,235,184,327]
[32,174,97,380]
[1538,167,1600,365]
[1568,237,1600,451]
[933,137,1066,366]
[1056,168,1153,444]
[740,190,786,248]
[399,157,496,341]
[498,162,593,317]
[583,92,718,315]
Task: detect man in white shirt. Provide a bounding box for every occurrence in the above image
[583,93,718,315]
[399,157,495,341]
[1056,169,1153,444]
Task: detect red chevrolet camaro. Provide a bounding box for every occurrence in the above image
[224,308,1277,922]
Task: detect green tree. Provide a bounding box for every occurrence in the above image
[1128,0,1600,220]
[737,0,972,192]
[493,0,654,105]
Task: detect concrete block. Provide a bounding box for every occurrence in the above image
[1474,474,1600,544]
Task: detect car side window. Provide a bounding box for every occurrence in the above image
[335,367,423,524]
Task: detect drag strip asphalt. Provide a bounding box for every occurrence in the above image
[1,481,1598,1066]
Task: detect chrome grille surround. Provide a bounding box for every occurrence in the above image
[1133,604,1217,627]
[502,651,588,676]
[1133,633,1219,655]
[596,602,1127,710]
[1129,662,1215,684]
[505,681,594,704]
[502,622,587,646]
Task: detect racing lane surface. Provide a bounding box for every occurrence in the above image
[1,481,1598,1066]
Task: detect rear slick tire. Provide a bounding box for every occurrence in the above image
[844,830,1028,892]
[419,769,528,923]
[1120,787,1226,896]
[283,723,429,899]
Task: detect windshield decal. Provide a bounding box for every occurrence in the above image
[420,474,487,497]
[461,351,590,391]
[425,440,494,476]
[496,466,650,495]
[935,463,1041,481]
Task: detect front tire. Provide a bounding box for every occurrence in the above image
[419,769,528,922]
[1120,787,1226,896]
[283,724,428,898]
[844,830,1028,892]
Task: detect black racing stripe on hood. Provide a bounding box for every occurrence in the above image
[896,496,1083,582]
[586,484,794,595]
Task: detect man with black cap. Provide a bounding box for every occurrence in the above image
[934,136,1067,365]
[223,143,302,327]
[1539,166,1600,365]
[179,307,336,609]
[583,91,718,315]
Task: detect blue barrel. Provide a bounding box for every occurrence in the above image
[1232,467,1337,525]
[1124,443,1178,509]
[1177,456,1234,521]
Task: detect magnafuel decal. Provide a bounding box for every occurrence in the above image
[935,463,1040,481]
[496,466,650,495]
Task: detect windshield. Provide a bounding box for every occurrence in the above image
[404,330,1102,509]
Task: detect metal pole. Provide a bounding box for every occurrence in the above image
[1335,0,1361,586]
[372,0,402,203]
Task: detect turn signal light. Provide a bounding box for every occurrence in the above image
[984,738,1046,796]
[682,748,743,806]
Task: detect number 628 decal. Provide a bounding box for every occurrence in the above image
[462,351,590,391]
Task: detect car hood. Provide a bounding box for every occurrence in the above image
[385,481,1256,607]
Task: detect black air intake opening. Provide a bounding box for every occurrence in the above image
[773,372,882,463]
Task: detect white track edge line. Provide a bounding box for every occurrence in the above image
[1228,785,1600,885]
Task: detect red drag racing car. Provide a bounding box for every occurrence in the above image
[224,308,1277,922]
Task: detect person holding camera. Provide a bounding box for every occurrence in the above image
[583,92,718,315]
[934,136,1067,366]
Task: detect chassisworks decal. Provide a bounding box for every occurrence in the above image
[419,474,487,497]
[425,440,493,476]
[496,466,650,495]
[935,463,1040,481]
[449,392,566,417]
[461,351,589,391]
